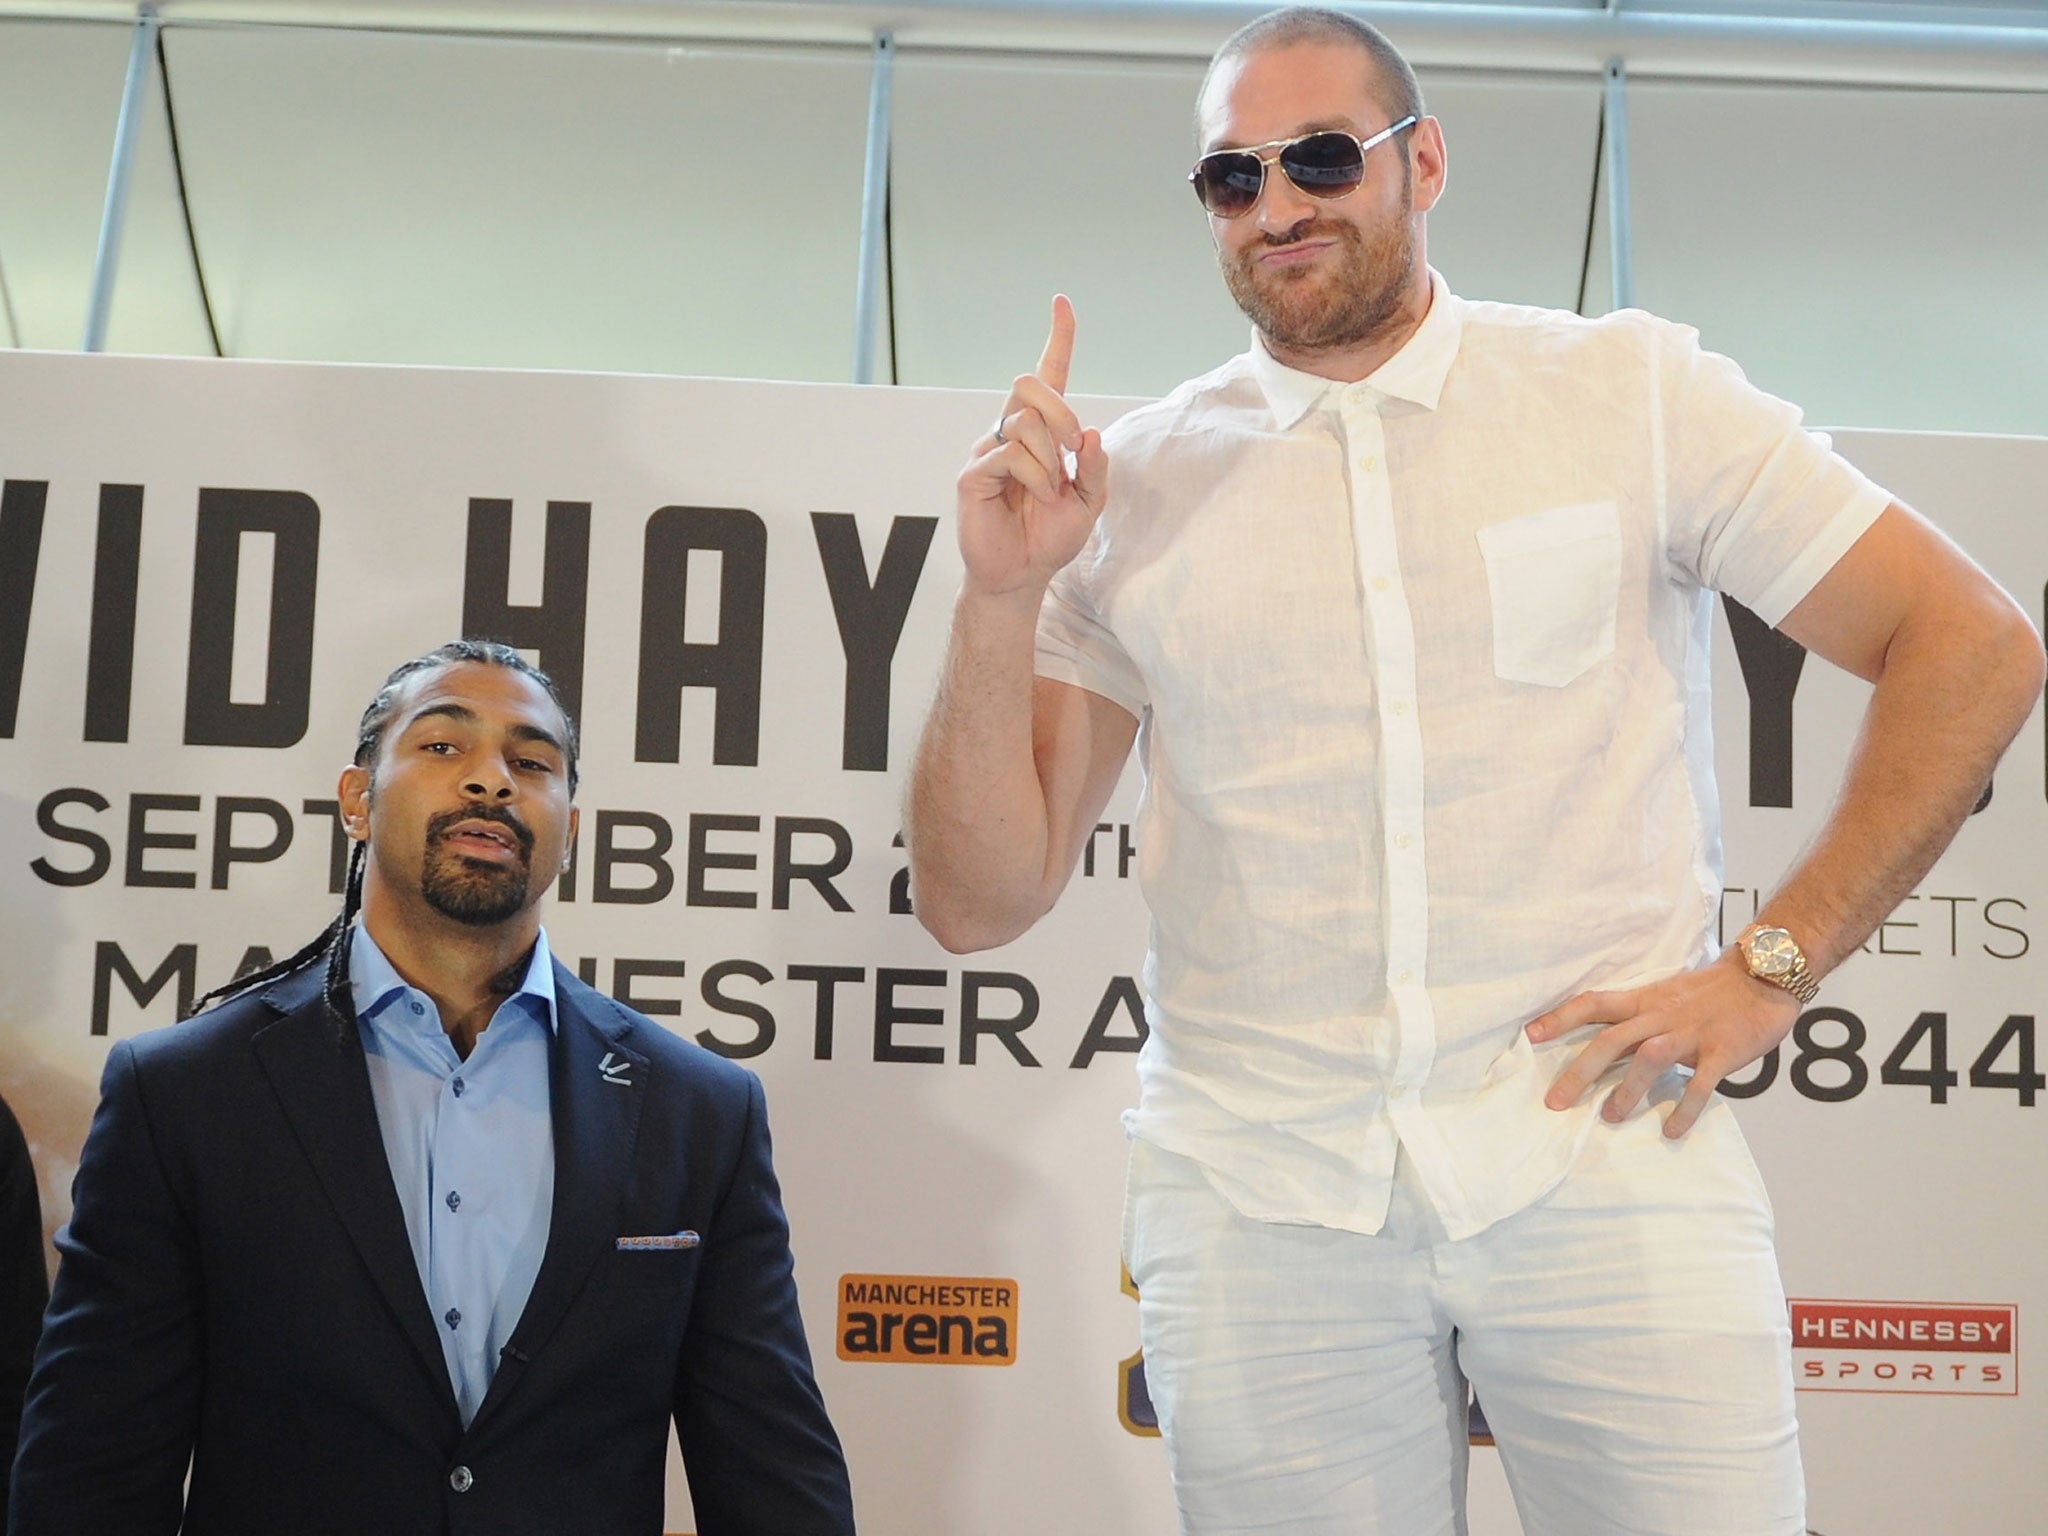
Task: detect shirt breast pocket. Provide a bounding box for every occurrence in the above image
[1474,501,1623,688]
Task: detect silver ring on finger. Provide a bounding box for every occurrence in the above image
[992,414,1009,446]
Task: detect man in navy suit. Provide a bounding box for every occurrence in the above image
[11,640,856,1536]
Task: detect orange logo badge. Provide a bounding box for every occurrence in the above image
[837,1274,1018,1365]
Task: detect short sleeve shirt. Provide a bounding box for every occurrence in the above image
[1034,270,1890,1240]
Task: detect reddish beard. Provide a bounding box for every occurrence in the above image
[1221,202,1417,358]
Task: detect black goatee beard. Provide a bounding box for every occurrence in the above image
[418,804,535,928]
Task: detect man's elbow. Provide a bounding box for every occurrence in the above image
[918,914,1001,956]
[1977,588,2046,722]
[908,877,1044,956]
[1897,576,2045,727]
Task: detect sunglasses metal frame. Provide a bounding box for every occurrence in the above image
[1189,115,1421,218]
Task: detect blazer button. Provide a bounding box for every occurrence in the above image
[449,1465,474,1493]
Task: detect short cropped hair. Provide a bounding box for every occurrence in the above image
[1201,6,1425,133]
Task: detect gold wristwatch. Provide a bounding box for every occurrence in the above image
[1734,923,1819,1004]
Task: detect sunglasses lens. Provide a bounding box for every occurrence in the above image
[1192,152,1265,217]
[1279,131,1366,197]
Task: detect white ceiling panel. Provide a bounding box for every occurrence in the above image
[888,52,1227,398]
[1606,80,2048,434]
[8,13,2041,439]
[888,53,1603,397]
[1410,71,1604,312]
[160,26,874,377]
[0,17,215,355]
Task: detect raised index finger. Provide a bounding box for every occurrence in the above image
[1036,294,1076,395]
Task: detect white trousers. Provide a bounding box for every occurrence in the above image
[1124,1089,1804,1536]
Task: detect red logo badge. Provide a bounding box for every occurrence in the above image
[1791,1299,2017,1396]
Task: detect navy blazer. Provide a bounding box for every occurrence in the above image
[11,959,855,1536]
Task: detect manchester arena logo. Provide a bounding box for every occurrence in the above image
[836,1273,1018,1365]
[1791,1298,2017,1395]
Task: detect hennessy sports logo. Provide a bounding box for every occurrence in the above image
[837,1274,1017,1365]
[1791,1299,2018,1395]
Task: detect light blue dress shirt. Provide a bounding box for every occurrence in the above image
[351,924,556,1426]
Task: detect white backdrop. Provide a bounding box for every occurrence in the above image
[0,351,2039,1535]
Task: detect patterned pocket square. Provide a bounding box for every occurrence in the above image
[616,1231,700,1251]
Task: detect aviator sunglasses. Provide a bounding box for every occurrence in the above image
[1189,116,1419,218]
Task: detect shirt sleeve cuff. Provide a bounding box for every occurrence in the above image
[1744,479,1893,628]
[1032,648,1147,719]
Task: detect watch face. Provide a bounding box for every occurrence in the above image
[1748,929,1798,978]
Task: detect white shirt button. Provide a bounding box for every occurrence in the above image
[1372,576,1389,593]
[1395,832,1411,850]
[1397,969,1414,984]
[1390,700,1408,716]
[1358,455,1378,472]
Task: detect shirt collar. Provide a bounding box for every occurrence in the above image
[1247,267,1463,430]
[349,920,558,1036]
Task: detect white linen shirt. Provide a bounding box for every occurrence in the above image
[1035,271,1890,1241]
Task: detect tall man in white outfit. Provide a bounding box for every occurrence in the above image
[904,8,2044,1534]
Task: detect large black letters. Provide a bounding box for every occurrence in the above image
[462,498,591,722]
[811,513,938,772]
[636,506,766,765]
[0,480,48,738]
[1723,595,1804,809]
[184,488,320,748]
[84,485,144,742]
[92,941,197,1035]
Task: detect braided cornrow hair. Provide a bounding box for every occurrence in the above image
[184,639,579,1023]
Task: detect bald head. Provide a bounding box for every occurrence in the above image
[1199,6,1423,138]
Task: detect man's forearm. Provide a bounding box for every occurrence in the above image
[1532,583,2041,1135]
[905,584,1058,952]
[1759,592,2044,978]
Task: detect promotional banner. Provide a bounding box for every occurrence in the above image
[0,351,2039,1534]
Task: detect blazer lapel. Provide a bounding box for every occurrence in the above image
[250,966,461,1426]
[473,971,647,1429]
